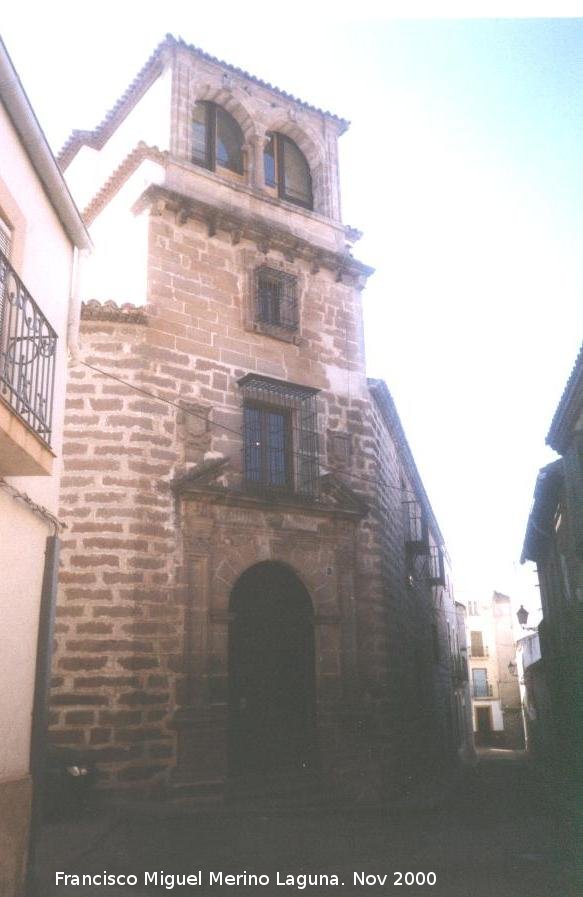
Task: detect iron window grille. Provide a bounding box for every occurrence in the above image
[471,669,493,698]
[427,545,446,586]
[472,682,494,699]
[0,216,11,259]
[263,133,313,209]
[192,101,244,175]
[0,248,57,445]
[402,499,429,553]
[255,267,298,331]
[239,374,319,498]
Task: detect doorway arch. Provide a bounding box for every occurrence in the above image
[228,562,316,776]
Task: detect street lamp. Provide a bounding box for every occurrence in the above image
[516,605,538,631]
[517,605,529,627]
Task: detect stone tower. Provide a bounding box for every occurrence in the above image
[50,36,463,800]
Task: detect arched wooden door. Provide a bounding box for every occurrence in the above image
[228,562,316,775]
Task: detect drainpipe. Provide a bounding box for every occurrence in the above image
[67,247,89,365]
[26,535,60,897]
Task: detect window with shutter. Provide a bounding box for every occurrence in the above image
[192,102,244,175]
[263,133,312,209]
[470,631,486,657]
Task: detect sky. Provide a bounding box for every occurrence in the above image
[3,4,583,622]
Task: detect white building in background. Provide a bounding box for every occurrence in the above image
[465,592,524,748]
[0,37,90,897]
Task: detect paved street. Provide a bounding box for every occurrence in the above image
[35,750,581,897]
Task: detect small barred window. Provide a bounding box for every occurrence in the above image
[255,267,298,331]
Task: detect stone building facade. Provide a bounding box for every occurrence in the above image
[522,343,583,779]
[49,36,465,800]
[465,592,524,748]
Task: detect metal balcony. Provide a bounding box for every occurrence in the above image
[472,683,493,698]
[0,249,57,446]
[427,544,446,586]
[403,499,429,554]
[451,655,468,682]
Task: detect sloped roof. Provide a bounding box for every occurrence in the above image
[520,459,563,564]
[0,38,90,250]
[547,342,583,454]
[58,34,349,169]
[82,142,167,224]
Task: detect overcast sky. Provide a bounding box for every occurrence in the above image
[3,5,583,620]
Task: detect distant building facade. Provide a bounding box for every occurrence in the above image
[0,38,90,897]
[465,592,523,747]
[453,602,476,762]
[48,36,468,802]
[522,343,583,778]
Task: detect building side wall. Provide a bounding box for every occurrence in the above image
[83,160,164,307]
[0,101,74,512]
[50,317,181,788]
[0,92,79,897]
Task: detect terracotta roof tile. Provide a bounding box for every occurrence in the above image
[547,341,583,453]
[58,35,349,170]
[81,299,147,323]
[82,142,167,224]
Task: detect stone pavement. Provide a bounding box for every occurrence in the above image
[33,750,581,897]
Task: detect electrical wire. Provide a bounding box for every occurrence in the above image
[79,358,423,502]
[0,477,64,533]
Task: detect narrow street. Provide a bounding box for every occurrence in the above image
[35,750,581,897]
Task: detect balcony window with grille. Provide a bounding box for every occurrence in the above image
[192,102,244,175]
[402,499,429,553]
[0,245,57,446]
[427,545,445,586]
[264,133,313,209]
[239,374,319,498]
[472,668,492,698]
[255,267,298,331]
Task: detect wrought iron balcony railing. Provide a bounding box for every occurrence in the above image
[427,544,446,586]
[472,683,493,698]
[0,249,57,446]
[451,654,468,682]
[402,499,429,554]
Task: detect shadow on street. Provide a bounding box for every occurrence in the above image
[34,749,581,897]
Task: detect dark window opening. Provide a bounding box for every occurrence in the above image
[255,267,298,331]
[470,631,487,657]
[244,404,291,490]
[192,102,244,175]
[239,375,319,498]
[263,133,312,209]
